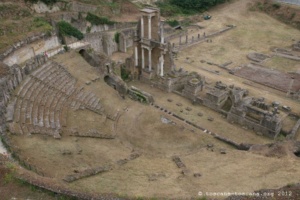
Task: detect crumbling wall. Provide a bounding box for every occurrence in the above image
[70,1,97,13]
[0,32,54,62]
[84,33,104,53]
[3,35,59,66]
[227,111,281,138]
[102,34,118,56]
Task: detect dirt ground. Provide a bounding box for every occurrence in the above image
[5,0,300,199]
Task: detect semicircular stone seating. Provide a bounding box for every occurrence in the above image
[8,61,105,138]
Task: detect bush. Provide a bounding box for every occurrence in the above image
[121,66,130,81]
[166,19,180,27]
[272,3,281,9]
[57,21,84,40]
[114,32,120,44]
[25,0,58,5]
[86,12,115,25]
[156,0,227,16]
[170,0,226,12]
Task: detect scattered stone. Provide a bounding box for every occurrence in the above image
[181,169,190,175]
[282,105,291,112]
[85,81,91,85]
[176,103,182,107]
[161,116,174,124]
[220,149,227,154]
[117,159,128,165]
[208,117,214,121]
[180,109,183,113]
[256,132,263,136]
[194,173,202,178]
[207,144,214,148]
[62,150,72,155]
[167,98,173,102]
[186,107,192,111]
[198,112,203,117]
[172,156,186,168]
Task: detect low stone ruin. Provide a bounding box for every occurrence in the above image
[293,41,300,51]
[247,52,271,63]
[227,97,282,138]
[172,155,186,168]
[128,86,154,104]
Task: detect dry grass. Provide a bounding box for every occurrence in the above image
[264,56,300,73]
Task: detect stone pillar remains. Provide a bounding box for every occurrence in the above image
[198,34,200,39]
[148,15,152,40]
[148,48,152,71]
[186,35,188,44]
[161,21,164,43]
[160,54,164,76]
[287,77,295,96]
[141,16,144,38]
[179,35,182,45]
[135,46,138,66]
[142,47,145,69]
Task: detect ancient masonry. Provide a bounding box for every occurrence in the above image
[0,54,118,140]
[125,8,286,139]
[128,8,174,79]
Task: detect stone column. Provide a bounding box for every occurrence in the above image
[142,47,145,69]
[141,16,144,38]
[161,21,164,43]
[135,46,138,66]
[198,33,200,39]
[186,35,188,44]
[124,39,127,53]
[192,36,194,42]
[179,35,182,45]
[160,54,164,77]
[148,15,152,40]
[148,48,152,71]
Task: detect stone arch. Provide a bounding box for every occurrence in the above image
[104,75,117,90]
[222,96,233,112]
[79,49,86,56]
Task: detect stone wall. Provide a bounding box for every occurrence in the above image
[102,33,118,56]
[227,107,281,138]
[0,33,51,61]
[0,55,47,136]
[2,34,59,66]
[84,33,104,53]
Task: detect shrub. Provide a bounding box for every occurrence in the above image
[114,32,120,44]
[166,19,180,27]
[121,66,130,81]
[25,0,58,5]
[272,3,281,9]
[57,21,84,40]
[86,12,115,25]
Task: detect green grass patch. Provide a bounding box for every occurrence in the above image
[32,17,52,30]
[57,21,84,40]
[86,12,115,25]
[166,19,180,27]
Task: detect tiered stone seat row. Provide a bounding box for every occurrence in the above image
[12,62,78,136]
[10,61,106,138]
[72,89,103,114]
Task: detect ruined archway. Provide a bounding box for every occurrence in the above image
[222,97,233,112]
[104,75,117,90]
[79,49,86,56]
